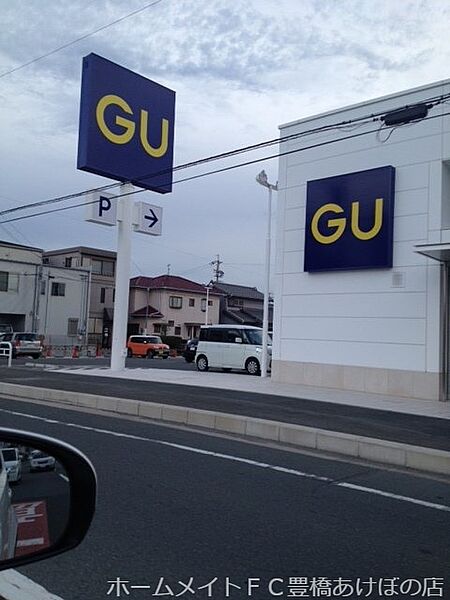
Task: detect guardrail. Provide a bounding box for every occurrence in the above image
[0,342,13,367]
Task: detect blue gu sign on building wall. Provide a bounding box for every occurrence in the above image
[304,166,395,272]
[77,53,175,193]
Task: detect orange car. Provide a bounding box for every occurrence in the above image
[126,335,170,359]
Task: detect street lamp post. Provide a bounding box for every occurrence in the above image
[256,170,277,378]
[204,281,213,325]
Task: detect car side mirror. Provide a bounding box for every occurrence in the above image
[0,428,96,572]
[235,337,243,344]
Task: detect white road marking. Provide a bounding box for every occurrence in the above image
[0,569,64,600]
[1,406,450,513]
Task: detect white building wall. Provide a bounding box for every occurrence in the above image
[274,79,450,399]
[38,266,90,346]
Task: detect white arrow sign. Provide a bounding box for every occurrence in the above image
[85,192,117,226]
[134,201,163,236]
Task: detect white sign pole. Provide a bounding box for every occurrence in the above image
[110,183,134,371]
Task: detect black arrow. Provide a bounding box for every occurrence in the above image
[144,208,158,228]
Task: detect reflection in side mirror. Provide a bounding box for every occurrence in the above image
[0,429,96,572]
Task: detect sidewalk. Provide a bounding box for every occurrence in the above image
[53,365,450,420]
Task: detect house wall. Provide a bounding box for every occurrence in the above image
[274,79,450,400]
[0,259,39,331]
[37,266,90,346]
[130,287,220,338]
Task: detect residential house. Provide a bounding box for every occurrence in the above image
[129,275,221,339]
[210,282,273,329]
[0,240,89,345]
[43,246,116,346]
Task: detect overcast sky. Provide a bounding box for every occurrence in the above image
[1,0,449,290]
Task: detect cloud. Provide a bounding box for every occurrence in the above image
[1,0,450,289]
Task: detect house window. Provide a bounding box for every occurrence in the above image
[0,272,8,292]
[175,326,181,336]
[0,272,19,293]
[201,298,213,311]
[91,259,115,276]
[153,324,161,333]
[100,288,106,304]
[88,318,103,334]
[42,257,49,264]
[168,320,174,327]
[67,318,79,336]
[51,282,66,297]
[65,257,72,268]
[189,298,195,307]
[40,280,46,295]
[169,296,182,309]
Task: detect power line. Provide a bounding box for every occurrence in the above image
[2,108,450,225]
[1,92,449,221]
[0,0,164,79]
[2,104,450,225]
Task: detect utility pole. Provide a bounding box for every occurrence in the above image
[211,255,224,282]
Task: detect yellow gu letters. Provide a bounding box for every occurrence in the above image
[95,94,169,158]
[311,198,384,244]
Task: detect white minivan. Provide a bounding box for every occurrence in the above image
[195,325,271,375]
[0,447,21,484]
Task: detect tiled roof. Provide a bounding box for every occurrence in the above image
[130,275,221,295]
[211,282,264,300]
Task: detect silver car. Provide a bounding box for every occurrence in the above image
[0,332,42,359]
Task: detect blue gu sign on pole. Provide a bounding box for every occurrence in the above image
[77,54,175,372]
[77,53,175,192]
[304,166,395,272]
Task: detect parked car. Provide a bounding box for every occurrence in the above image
[183,338,198,363]
[0,447,21,483]
[195,325,272,375]
[0,332,43,359]
[29,450,56,472]
[127,335,170,359]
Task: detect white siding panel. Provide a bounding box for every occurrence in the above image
[283,266,427,295]
[287,133,443,172]
[282,292,426,319]
[284,207,304,231]
[394,189,428,217]
[285,184,306,209]
[395,163,429,192]
[284,229,304,252]
[280,339,426,371]
[393,214,428,242]
[281,316,425,345]
[393,241,428,267]
[283,252,303,274]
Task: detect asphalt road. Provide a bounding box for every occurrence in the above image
[0,366,448,451]
[0,396,449,600]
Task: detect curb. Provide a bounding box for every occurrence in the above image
[1,382,450,477]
